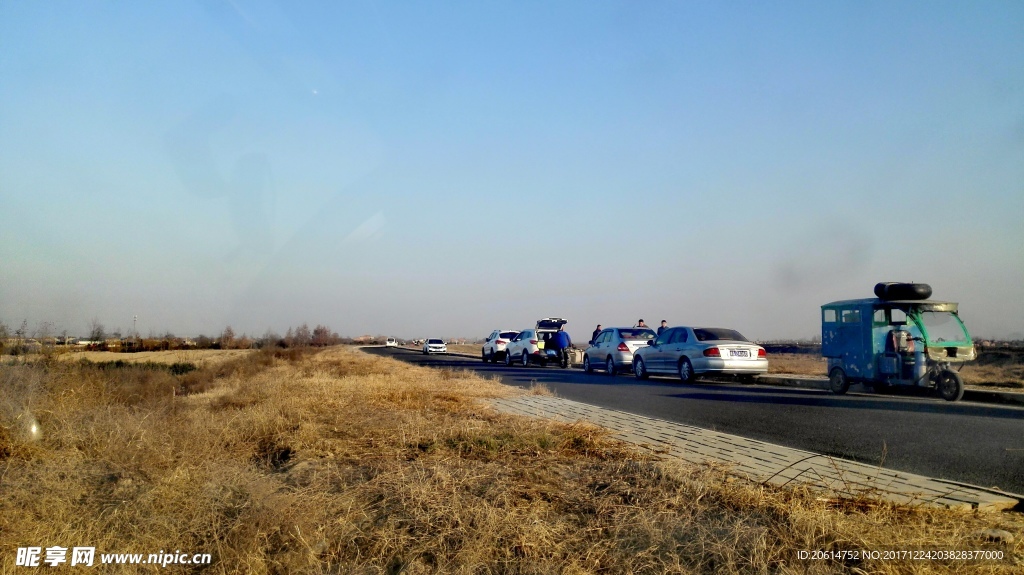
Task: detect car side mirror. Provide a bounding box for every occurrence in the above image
[647,340,655,346]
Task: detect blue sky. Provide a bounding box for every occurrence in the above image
[1,1,1022,341]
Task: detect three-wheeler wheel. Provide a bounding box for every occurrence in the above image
[935,369,965,402]
[828,367,850,395]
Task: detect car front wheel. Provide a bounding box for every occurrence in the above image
[678,358,695,383]
[634,357,649,380]
[583,355,592,373]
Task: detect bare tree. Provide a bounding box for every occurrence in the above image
[259,328,281,349]
[312,324,333,346]
[294,323,312,347]
[88,319,106,343]
[220,326,236,349]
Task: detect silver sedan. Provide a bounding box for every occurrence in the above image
[631,326,767,382]
[583,327,657,375]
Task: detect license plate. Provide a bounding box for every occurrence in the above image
[729,350,750,357]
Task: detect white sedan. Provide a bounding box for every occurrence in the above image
[422,338,447,355]
[632,327,767,382]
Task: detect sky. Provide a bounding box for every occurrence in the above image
[1,1,1022,342]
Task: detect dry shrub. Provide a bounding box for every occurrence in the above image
[960,352,1024,389]
[1,346,1020,574]
[767,353,828,376]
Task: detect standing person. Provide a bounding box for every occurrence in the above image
[657,320,668,336]
[591,324,603,344]
[551,325,572,368]
[635,319,648,328]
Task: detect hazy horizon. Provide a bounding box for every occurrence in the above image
[3,2,1022,343]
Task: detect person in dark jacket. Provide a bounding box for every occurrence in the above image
[550,326,572,368]
[590,324,603,344]
[657,320,668,336]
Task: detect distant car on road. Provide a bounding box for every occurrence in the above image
[481,330,520,363]
[632,326,767,382]
[385,337,398,347]
[504,318,568,367]
[583,327,657,375]
[422,338,447,355]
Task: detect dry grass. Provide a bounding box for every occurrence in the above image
[766,354,829,376]
[58,348,255,368]
[1,347,1021,574]
[444,344,482,356]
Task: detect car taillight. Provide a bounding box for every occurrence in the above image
[496,340,506,345]
[617,342,629,352]
[703,347,721,357]
[530,340,538,345]
[757,348,766,358]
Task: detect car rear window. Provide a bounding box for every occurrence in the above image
[499,331,519,339]
[427,339,444,344]
[694,328,747,342]
[618,329,656,340]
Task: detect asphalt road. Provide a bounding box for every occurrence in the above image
[366,347,1024,496]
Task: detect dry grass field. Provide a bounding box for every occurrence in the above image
[1,347,1021,573]
[58,348,255,367]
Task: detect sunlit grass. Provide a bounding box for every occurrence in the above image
[1,347,1020,573]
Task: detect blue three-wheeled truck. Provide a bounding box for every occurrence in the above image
[822,283,976,402]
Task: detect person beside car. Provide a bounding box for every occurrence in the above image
[591,324,602,344]
[551,326,572,367]
[657,320,668,336]
[635,319,648,328]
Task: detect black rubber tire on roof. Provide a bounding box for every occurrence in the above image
[829,367,850,395]
[936,369,965,402]
[874,282,932,301]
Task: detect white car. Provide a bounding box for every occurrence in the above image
[422,338,447,355]
[385,337,398,347]
[504,318,568,367]
[481,329,519,363]
[632,326,767,382]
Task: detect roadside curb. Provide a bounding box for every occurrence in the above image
[755,375,1024,407]
[394,346,1024,407]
